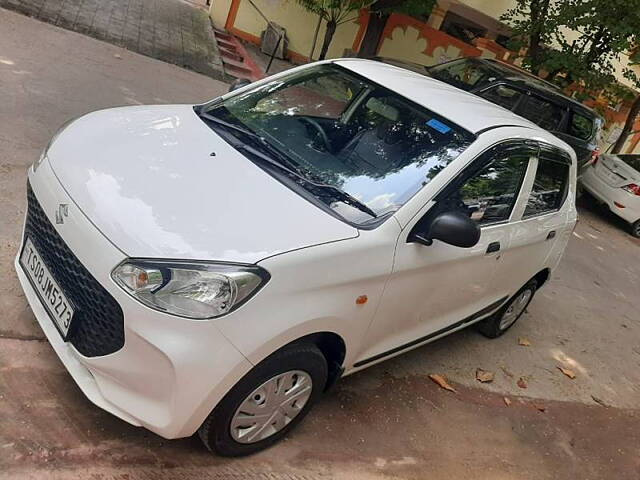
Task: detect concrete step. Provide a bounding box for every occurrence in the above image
[223,62,254,79]
[217,38,237,50]
[219,45,243,62]
[214,30,234,42]
[213,30,263,81]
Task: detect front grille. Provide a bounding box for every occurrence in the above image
[23,183,125,357]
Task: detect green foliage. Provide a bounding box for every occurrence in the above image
[370,0,436,19]
[294,0,374,24]
[501,0,640,93]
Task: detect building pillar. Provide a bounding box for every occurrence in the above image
[427,4,448,30]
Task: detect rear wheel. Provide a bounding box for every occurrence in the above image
[198,343,328,457]
[478,280,537,338]
[631,219,640,238]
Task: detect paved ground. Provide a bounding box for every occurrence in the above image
[0,0,225,80]
[1,8,639,479]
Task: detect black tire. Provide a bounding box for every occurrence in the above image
[631,219,640,238]
[198,343,328,457]
[478,280,537,339]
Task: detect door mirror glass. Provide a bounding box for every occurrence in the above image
[229,78,252,92]
[414,211,481,248]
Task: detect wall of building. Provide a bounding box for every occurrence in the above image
[376,13,483,66]
[218,0,363,62]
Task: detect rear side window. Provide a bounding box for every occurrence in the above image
[480,85,524,111]
[568,112,594,140]
[519,96,565,131]
[524,154,570,217]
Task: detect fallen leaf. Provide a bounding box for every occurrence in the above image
[429,374,456,393]
[518,337,531,346]
[533,403,546,412]
[517,377,528,389]
[475,368,495,383]
[503,397,512,406]
[591,395,608,407]
[557,366,576,379]
[500,366,514,378]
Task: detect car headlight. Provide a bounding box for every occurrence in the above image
[33,118,76,172]
[112,260,270,319]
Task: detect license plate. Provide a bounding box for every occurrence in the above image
[20,238,74,337]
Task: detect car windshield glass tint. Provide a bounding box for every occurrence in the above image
[201,65,474,225]
[617,154,640,172]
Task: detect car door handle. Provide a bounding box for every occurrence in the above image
[486,242,501,254]
[546,230,556,240]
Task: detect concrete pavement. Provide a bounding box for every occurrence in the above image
[0,0,226,80]
[1,8,639,479]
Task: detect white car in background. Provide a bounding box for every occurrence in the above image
[580,153,640,237]
[15,59,576,456]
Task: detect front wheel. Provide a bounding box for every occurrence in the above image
[478,280,537,338]
[198,343,328,457]
[630,219,640,238]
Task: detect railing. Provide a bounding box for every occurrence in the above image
[244,0,285,73]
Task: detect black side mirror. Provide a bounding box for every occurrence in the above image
[411,211,480,248]
[228,78,251,92]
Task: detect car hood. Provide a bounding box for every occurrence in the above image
[47,105,358,263]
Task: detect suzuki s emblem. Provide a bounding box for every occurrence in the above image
[55,204,69,224]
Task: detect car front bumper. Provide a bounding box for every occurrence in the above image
[15,161,253,439]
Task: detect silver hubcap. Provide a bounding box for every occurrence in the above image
[499,289,532,330]
[230,370,312,444]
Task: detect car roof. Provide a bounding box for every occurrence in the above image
[370,56,600,120]
[334,58,542,134]
[450,58,600,118]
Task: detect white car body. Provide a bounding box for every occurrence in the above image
[580,153,640,234]
[15,59,577,443]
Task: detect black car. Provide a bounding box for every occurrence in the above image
[373,56,603,166]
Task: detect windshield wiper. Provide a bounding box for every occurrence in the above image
[235,143,378,219]
[199,112,303,171]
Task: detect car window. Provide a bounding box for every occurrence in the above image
[479,85,524,111]
[524,155,570,217]
[568,111,594,140]
[518,96,565,131]
[443,145,531,225]
[617,154,640,171]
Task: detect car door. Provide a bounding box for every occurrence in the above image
[354,141,536,368]
[491,144,575,299]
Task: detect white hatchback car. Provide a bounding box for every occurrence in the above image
[580,153,640,237]
[16,59,576,456]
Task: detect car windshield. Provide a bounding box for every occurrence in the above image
[199,64,474,226]
[616,154,640,172]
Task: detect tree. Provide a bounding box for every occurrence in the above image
[356,0,436,58]
[295,0,374,60]
[502,0,640,153]
[500,0,556,74]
